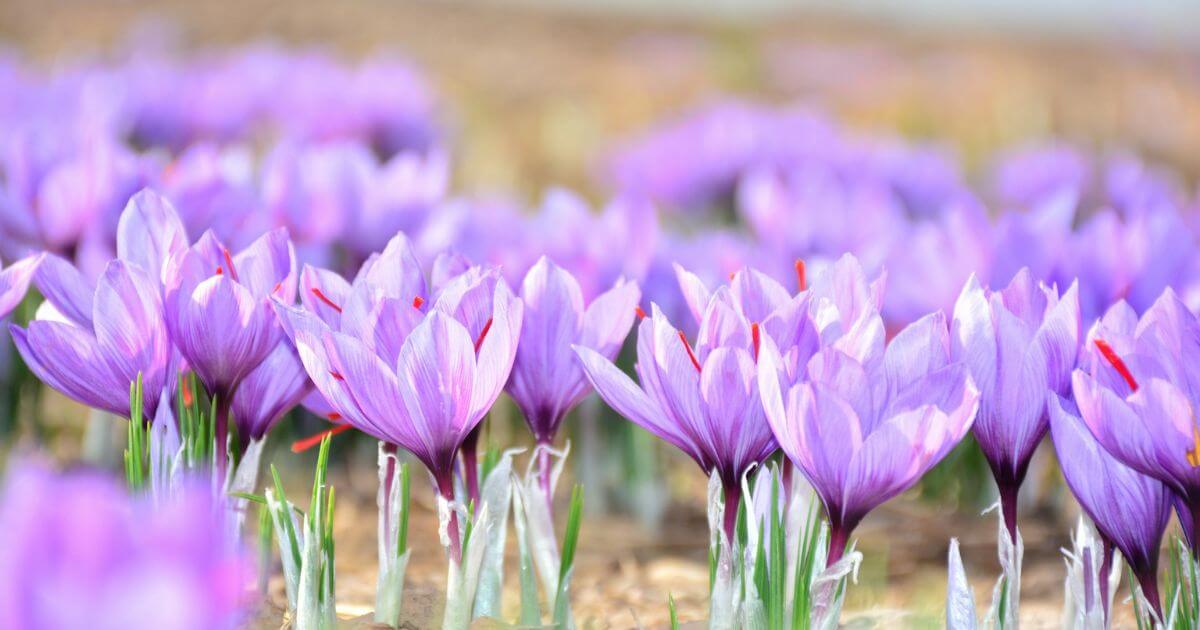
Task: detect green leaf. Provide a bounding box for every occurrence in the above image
[669,593,679,630]
[396,462,411,556]
[553,484,585,625]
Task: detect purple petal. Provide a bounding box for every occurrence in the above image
[33,254,94,328]
[11,322,129,416]
[232,342,311,441]
[169,275,278,394]
[116,189,189,280]
[0,254,42,320]
[232,227,296,301]
[91,261,172,415]
[299,264,351,327]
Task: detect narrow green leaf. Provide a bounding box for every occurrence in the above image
[396,462,410,556]
[553,485,585,624]
[669,593,679,630]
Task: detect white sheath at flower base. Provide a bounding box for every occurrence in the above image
[783,475,817,622]
[226,439,264,535]
[438,494,490,630]
[1061,517,1120,630]
[517,442,575,628]
[149,393,183,502]
[947,538,978,630]
[296,509,336,630]
[473,448,521,619]
[265,488,303,613]
[374,445,411,627]
[983,502,1023,630]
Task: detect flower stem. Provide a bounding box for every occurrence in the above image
[827,522,849,568]
[438,474,462,565]
[721,482,741,544]
[537,438,555,516]
[1098,537,1114,622]
[998,482,1020,544]
[461,426,481,506]
[215,394,231,480]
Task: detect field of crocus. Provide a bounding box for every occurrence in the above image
[3,3,1200,629]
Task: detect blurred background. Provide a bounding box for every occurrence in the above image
[3,1,1200,627]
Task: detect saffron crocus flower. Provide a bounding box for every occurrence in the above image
[574,296,776,541]
[1048,393,1170,619]
[280,267,521,560]
[759,310,979,565]
[11,189,188,420]
[165,226,297,472]
[230,342,311,444]
[0,460,252,630]
[506,256,640,498]
[1072,292,1200,555]
[951,268,1081,538]
[0,253,41,320]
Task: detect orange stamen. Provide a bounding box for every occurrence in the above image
[795,259,807,292]
[311,288,343,314]
[1187,426,1200,468]
[412,296,425,309]
[1094,339,1138,392]
[751,322,761,359]
[474,318,494,353]
[678,331,702,372]
[635,306,647,319]
[222,248,239,282]
[291,423,353,453]
[181,380,194,407]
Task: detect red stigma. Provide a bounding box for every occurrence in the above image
[291,423,353,453]
[327,412,342,421]
[311,288,343,314]
[181,380,194,407]
[795,259,807,292]
[751,322,761,359]
[474,318,494,354]
[412,296,425,309]
[222,248,240,282]
[329,370,345,381]
[678,331,702,373]
[1094,339,1138,392]
[272,282,282,295]
[635,306,647,319]
[215,267,223,276]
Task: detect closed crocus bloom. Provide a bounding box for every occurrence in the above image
[575,296,776,541]
[0,253,42,319]
[759,310,979,565]
[1073,291,1200,555]
[230,342,311,444]
[507,256,640,447]
[0,461,252,630]
[280,267,522,559]
[165,226,296,472]
[1048,393,1170,618]
[951,268,1081,538]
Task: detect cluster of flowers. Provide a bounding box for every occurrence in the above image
[2,48,1200,628]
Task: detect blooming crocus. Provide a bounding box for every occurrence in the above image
[575,296,776,541]
[506,256,640,501]
[1072,292,1200,555]
[0,460,252,630]
[11,190,187,420]
[163,224,296,477]
[280,266,521,560]
[0,253,41,320]
[759,310,979,565]
[951,268,1081,539]
[1048,393,1170,619]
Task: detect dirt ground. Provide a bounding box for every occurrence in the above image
[5,2,1199,627]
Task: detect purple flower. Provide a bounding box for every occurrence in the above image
[0,253,41,320]
[1048,393,1170,618]
[165,227,297,398]
[574,296,775,540]
[1072,292,1200,555]
[759,310,979,565]
[0,460,252,630]
[12,190,186,420]
[507,257,640,445]
[230,342,311,443]
[164,224,296,472]
[279,266,522,559]
[951,268,1081,538]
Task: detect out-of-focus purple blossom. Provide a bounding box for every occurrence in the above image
[158,143,259,247]
[991,144,1091,208]
[1048,392,1170,618]
[575,295,775,540]
[952,268,1082,538]
[759,309,979,565]
[885,202,992,326]
[0,460,252,630]
[0,253,41,320]
[1073,292,1200,556]
[507,257,640,445]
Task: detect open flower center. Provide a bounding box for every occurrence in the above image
[1094,339,1138,392]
